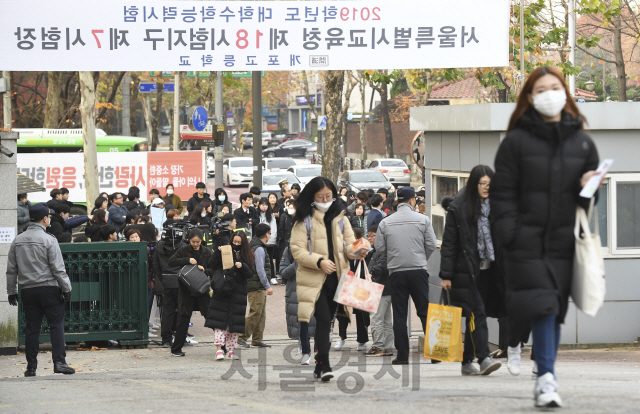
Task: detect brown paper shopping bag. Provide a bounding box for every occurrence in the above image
[220,245,234,270]
[424,290,463,362]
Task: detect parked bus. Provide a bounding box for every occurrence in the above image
[15,128,148,153]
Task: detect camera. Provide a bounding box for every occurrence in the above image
[0,144,14,158]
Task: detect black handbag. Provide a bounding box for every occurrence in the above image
[178,265,211,296]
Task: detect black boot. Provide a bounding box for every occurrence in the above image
[24,368,36,377]
[53,362,75,375]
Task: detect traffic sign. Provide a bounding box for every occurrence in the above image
[578,99,585,103]
[139,83,174,93]
[347,113,353,121]
[186,71,211,78]
[318,116,327,131]
[231,71,265,78]
[191,106,208,131]
[226,110,234,118]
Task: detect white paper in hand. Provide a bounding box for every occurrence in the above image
[580,159,613,199]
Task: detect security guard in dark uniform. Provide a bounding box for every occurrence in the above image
[6,203,75,377]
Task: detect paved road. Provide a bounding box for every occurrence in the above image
[1,344,638,413]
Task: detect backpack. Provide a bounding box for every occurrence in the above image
[303,215,345,254]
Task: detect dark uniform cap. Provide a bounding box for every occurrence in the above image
[396,186,416,202]
[30,203,54,221]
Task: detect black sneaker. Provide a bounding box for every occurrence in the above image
[24,369,36,377]
[162,342,172,348]
[392,358,409,365]
[314,361,323,380]
[53,363,75,375]
[171,351,186,357]
[238,340,250,348]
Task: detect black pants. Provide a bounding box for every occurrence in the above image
[390,269,430,361]
[463,288,490,364]
[171,311,193,354]
[337,311,369,344]
[21,286,67,370]
[313,283,338,366]
[498,317,508,351]
[161,288,179,344]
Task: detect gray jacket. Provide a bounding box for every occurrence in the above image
[6,223,72,296]
[375,203,437,273]
[17,200,31,234]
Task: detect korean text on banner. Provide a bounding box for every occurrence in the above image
[0,0,510,71]
[147,151,205,201]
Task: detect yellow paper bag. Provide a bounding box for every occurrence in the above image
[424,291,463,362]
[220,245,234,270]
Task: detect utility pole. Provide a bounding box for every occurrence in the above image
[173,72,180,151]
[252,71,262,188]
[122,75,131,136]
[79,71,99,207]
[568,0,576,97]
[214,71,224,189]
[2,72,11,129]
[520,0,525,90]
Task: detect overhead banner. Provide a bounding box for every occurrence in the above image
[0,0,510,71]
[16,151,205,204]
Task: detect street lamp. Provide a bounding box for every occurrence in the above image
[577,72,595,91]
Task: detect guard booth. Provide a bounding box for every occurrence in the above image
[18,242,150,347]
[412,102,640,346]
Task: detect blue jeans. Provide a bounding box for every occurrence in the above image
[299,322,311,354]
[531,314,561,377]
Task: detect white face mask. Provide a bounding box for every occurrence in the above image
[167,189,174,195]
[532,90,566,118]
[287,207,295,215]
[313,199,334,213]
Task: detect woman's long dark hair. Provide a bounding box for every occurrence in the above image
[268,193,279,210]
[294,176,344,223]
[189,205,206,224]
[258,197,274,223]
[214,188,229,206]
[464,165,494,223]
[91,209,107,224]
[140,223,158,242]
[200,199,213,216]
[94,196,107,211]
[229,231,255,268]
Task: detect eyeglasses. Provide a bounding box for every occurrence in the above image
[314,195,334,203]
[478,182,490,188]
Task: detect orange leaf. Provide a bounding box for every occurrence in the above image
[591,63,596,67]
[598,60,603,64]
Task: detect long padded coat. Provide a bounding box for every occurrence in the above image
[490,110,599,324]
[280,246,317,339]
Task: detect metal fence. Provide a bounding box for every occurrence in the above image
[18,242,149,346]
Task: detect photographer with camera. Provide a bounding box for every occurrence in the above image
[168,228,213,357]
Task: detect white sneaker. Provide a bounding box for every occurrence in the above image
[300,354,311,365]
[334,338,345,351]
[532,361,538,379]
[216,350,225,360]
[228,352,239,360]
[356,342,367,351]
[507,345,521,376]
[534,372,562,408]
[148,332,158,338]
[185,337,198,345]
[270,278,278,285]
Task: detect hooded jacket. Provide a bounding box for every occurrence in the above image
[17,200,31,234]
[187,192,212,215]
[290,210,356,323]
[491,110,599,324]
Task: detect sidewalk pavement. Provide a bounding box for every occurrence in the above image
[1,340,638,413]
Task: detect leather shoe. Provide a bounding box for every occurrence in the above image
[253,343,272,348]
[391,358,409,365]
[431,359,442,364]
[24,369,36,377]
[53,362,76,375]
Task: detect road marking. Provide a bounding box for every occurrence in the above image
[131,379,319,414]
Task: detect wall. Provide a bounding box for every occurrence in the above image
[345,123,415,156]
[0,132,18,355]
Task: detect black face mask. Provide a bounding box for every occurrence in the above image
[232,244,241,252]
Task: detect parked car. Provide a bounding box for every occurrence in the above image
[263,139,316,158]
[270,133,288,145]
[232,132,253,150]
[368,158,411,186]
[160,125,171,135]
[337,170,394,193]
[207,151,215,178]
[254,171,303,193]
[304,143,318,159]
[283,132,311,142]
[288,164,323,185]
[222,157,254,187]
[262,132,276,147]
[262,157,297,171]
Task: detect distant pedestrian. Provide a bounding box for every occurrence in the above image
[213,188,232,216]
[47,188,62,209]
[59,188,74,208]
[234,192,258,239]
[374,186,438,365]
[205,232,255,361]
[149,189,161,202]
[186,182,211,216]
[258,198,278,285]
[124,186,145,212]
[85,209,108,242]
[238,223,274,348]
[491,66,600,408]
[99,225,118,242]
[92,196,108,214]
[367,194,385,229]
[107,192,129,227]
[349,204,367,235]
[163,184,184,215]
[290,177,364,382]
[17,193,31,234]
[6,203,75,377]
[439,165,502,376]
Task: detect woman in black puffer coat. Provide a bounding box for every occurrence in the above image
[280,246,316,342]
[491,66,600,408]
[205,231,254,361]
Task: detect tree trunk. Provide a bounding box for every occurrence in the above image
[341,72,357,162]
[141,95,153,144]
[358,71,367,160]
[612,15,627,102]
[79,71,99,208]
[151,82,164,151]
[321,70,344,184]
[130,73,139,137]
[44,72,63,128]
[164,106,174,150]
[379,82,393,158]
